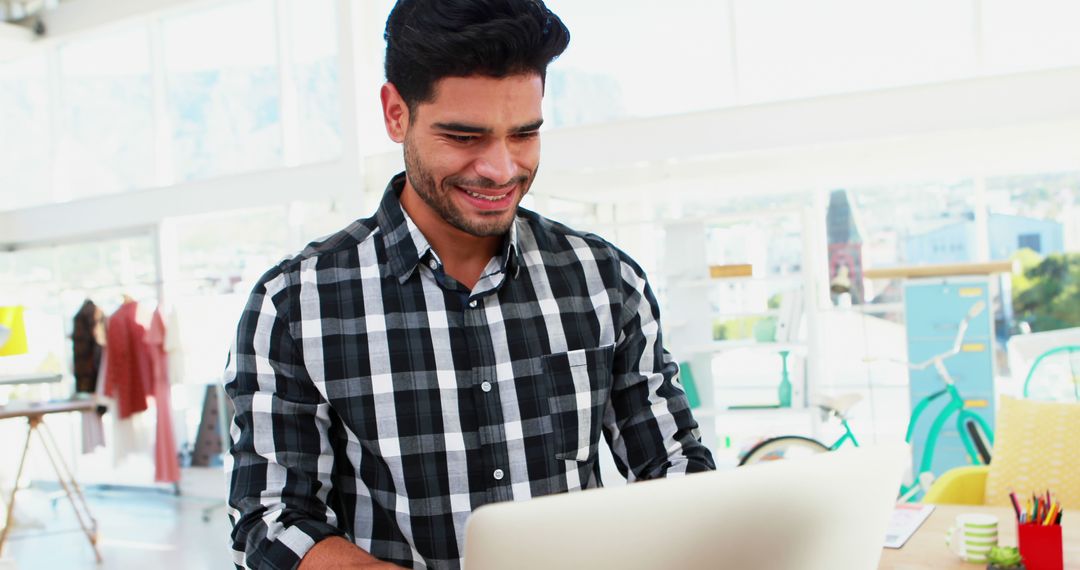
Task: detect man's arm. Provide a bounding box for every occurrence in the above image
[226,268,383,568]
[604,252,716,480]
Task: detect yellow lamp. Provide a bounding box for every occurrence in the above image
[0,305,29,356]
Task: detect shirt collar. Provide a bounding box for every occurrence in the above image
[377,172,524,284]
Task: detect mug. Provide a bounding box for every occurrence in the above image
[945,513,998,563]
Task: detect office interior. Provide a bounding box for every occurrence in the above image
[0,0,1078,568]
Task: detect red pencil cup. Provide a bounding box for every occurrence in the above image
[1018,523,1064,570]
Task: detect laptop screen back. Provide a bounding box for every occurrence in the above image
[464,444,907,570]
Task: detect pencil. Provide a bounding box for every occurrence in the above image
[1009,491,1022,521]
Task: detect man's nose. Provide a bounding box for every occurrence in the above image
[474,140,516,186]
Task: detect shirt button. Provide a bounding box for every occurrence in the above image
[481,381,492,392]
[428,259,437,270]
[493,469,504,481]
[469,300,478,308]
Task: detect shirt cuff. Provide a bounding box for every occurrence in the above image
[256,520,347,570]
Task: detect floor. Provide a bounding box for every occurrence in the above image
[2,468,233,569]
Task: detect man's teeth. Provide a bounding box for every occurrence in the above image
[465,189,509,201]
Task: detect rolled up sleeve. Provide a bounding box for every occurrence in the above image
[225,268,345,569]
[606,253,716,481]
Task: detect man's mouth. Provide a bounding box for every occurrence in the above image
[455,184,517,210]
[463,188,512,201]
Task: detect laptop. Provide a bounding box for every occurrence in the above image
[464,444,907,570]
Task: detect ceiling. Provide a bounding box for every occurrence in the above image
[1,0,63,31]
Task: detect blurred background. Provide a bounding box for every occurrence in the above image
[0,0,1079,567]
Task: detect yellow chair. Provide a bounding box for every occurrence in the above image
[922,396,1080,506]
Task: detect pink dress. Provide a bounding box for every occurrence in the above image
[147,308,181,484]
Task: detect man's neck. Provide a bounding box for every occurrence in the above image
[399,184,504,290]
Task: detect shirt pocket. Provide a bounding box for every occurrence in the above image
[541,344,615,462]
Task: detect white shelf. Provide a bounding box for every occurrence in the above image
[682,340,805,355]
[713,309,782,319]
[717,406,814,417]
[670,276,803,288]
[0,373,63,386]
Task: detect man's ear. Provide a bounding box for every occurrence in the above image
[381,82,410,143]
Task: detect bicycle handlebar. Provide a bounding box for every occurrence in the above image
[908,300,985,371]
[863,300,986,379]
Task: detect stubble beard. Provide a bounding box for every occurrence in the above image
[403,137,534,238]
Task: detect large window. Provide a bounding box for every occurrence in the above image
[981,0,1080,74]
[287,0,342,164]
[543,0,737,127]
[56,27,155,200]
[0,56,51,211]
[734,0,975,103]
[163,0,282,181]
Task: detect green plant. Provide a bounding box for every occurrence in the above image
[987,546,1023,568]
[1012,251,1080,333]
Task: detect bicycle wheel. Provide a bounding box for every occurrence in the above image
[739,436,830,466]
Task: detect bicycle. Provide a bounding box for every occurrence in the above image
[738,300,995,502]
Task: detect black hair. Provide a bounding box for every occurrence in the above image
[384,0,570,111]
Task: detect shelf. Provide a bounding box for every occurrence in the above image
[681,340,805,355]
[669,275,803,288]
[717,406,814,417]
[713,309,781,319]
[864,260,1016,280]
[0,373,63,386]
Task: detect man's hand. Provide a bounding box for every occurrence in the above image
[298,536,406,569]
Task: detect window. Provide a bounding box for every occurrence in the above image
[56,26,155,200]
[847,179,976,272]
[163,0,282,182]
[986,171,1074,258]
[543,0,737,127]
[169,206,290,297]
[0,56,51,211]
[981,0,1080,74]
[287,0,342,164]
[1018,233,1042,253]
[734,0,975,103]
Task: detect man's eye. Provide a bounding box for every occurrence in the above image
[446,134,478,143]
[513,131,539,140]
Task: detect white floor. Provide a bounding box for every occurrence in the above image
[2,468,232,569]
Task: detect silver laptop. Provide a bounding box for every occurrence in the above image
[464,444,907,570]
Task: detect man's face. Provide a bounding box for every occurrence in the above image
[385,74,544,238]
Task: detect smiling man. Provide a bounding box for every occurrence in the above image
[225,1,714,569]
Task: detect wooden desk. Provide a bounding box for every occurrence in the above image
[880,504,1078,569]
[0,398,102,562]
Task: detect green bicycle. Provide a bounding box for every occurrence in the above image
[739,301,994,502]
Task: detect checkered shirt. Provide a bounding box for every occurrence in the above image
[225,172,715,569]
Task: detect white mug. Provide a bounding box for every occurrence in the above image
[945,513,998,563]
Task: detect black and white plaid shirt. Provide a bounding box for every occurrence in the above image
[226,173,715,569]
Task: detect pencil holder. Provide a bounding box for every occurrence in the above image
[1017,523,1063,570]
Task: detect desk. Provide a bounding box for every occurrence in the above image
[0,399,102,562]
[879,504,1079,569]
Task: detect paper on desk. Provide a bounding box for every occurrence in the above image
[883,503,935,549]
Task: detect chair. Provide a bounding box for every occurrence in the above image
[922,396,1080,507]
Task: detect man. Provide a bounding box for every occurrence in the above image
[225,0,715,568]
